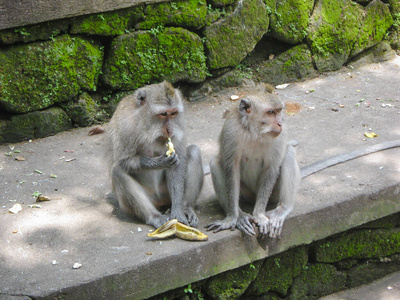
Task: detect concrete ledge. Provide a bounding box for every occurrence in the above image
[1,57,400,299]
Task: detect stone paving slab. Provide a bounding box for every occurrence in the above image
[0,56,400,299]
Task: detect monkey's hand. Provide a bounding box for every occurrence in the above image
[264,206,289,238]
[236,212,256,236]
[139,152,179,169]
[253,214,270,239]
[205,215,238,233]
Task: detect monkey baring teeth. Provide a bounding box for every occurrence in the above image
[166,138,175,156]
[147,219,208,241]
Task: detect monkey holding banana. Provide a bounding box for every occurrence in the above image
[105,81,204,229]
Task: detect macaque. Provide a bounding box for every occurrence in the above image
[206,83,301,238]
[105,81,204,229]
[206,83,400,239]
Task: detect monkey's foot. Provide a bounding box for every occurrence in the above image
[147,214,170,229]
[264,209,287,238]
[170,208,190,227]
[205,216,236,233]
[185,208,199,228]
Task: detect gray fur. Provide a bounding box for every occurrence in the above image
[206,84,300,238]
[105,81,204,228]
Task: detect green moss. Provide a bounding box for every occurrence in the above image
[70,6,144,36]
[0,20,69,45]
[102,27,207,90]
[0,35,103,113]
[253,43,318,85]
[204,0,269,69]
[351,0,393,57]
[204,260,262,300]
[136,0,207,29]
[307,0,364,71]
[2,107,72,142]
[269,0,314,44]
[311,228,400,263]
[247,246,308,296]
[290,264,346,299]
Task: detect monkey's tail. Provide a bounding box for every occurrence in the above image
[300,139,400,178]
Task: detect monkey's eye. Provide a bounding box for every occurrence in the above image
[276,108,282,114]
[171,110,178,116]
[160,112,168,117]
[266,110,274,115]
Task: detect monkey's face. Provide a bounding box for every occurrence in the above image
[239,96,284,139]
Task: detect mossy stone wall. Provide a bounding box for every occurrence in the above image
[0,0,399,144]
[153,212,400,300]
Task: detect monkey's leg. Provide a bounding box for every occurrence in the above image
[206,157,255,235]
[265,145,300,238]
[182,145,204,228]
[111,165,169,228]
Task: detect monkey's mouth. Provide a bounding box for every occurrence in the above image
[269,131,281,137]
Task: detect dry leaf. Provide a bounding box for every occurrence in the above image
[15,156,25,161]
[9,203,22,214]
[65,158,76,162]
[230,95,239,101]
[88,126,104,136]
[36,195,51,202]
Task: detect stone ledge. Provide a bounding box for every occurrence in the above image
[0,58,399,299]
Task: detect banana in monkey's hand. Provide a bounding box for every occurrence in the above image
[166,138,175,156]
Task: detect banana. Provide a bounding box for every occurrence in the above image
[166,138,175,156]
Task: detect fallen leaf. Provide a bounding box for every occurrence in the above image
[50,174,58,178]
[9,203,22,214]
[36,195,51,202]
[65,158,76,162]
[15,156,25,161]
[88,126,104,136]
[12,230,18,234]
[4,152,13,157]
[364,132,378,138]
[34,169,43,174]
[230,95,239,101]
[146,252,153,255]
[64,150,74,153]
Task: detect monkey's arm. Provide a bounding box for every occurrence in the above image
[118,153,179,174]
[206,130,256,235]
[252,165,281,237]
[166,144,191,226]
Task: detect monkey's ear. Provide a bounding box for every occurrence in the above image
[239,98,251,114]
[137,90,146,106]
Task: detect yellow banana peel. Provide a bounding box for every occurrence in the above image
[147,219,208,241]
